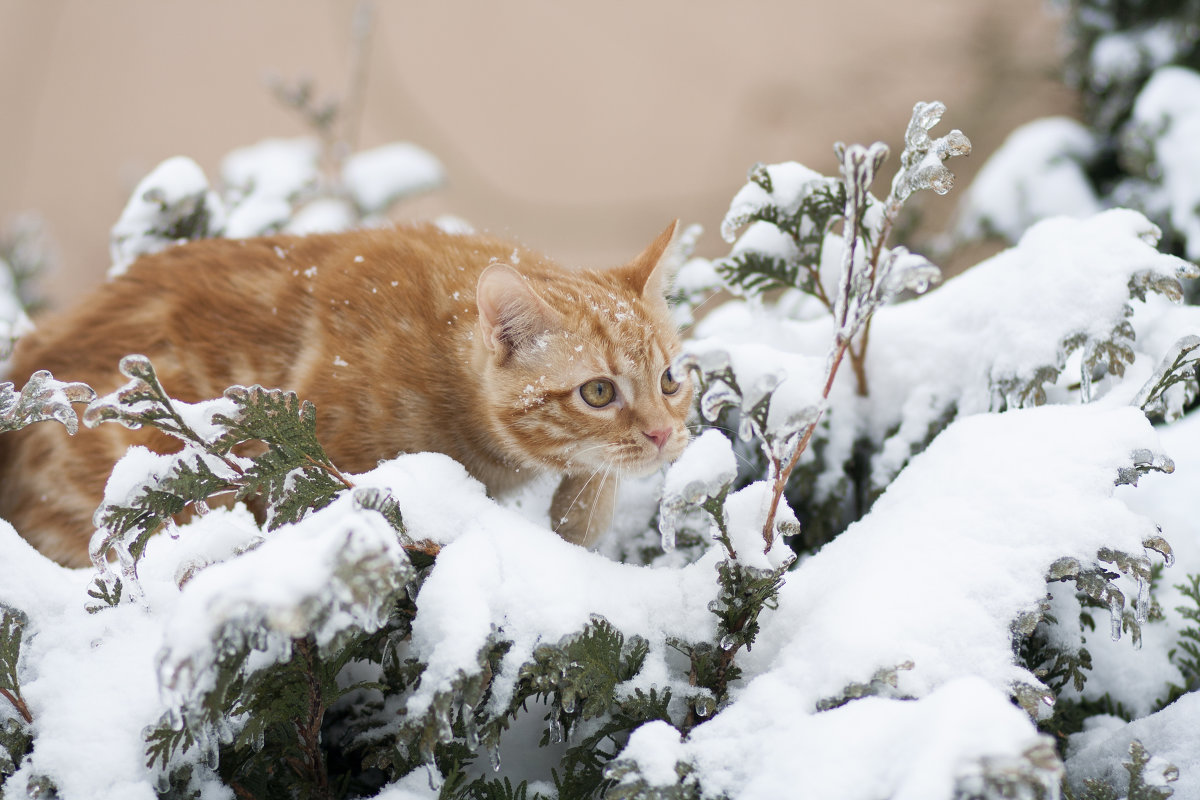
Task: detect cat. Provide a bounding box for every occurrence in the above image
[0,222,694,567]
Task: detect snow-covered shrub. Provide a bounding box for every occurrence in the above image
[110,134,444,276]
[4,98,1200,800]
[956,0,1200,261]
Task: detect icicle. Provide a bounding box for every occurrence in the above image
[1107,589,1125,642]
[701,382,740,422]
[489,745,502,772]
[112,538,147,609]
[462,704,479,748]
[737,413,755,442]
[548,708,565,744]
[155,770,171,794]
[1136,575,1151,626]
[562,693,576,714]
[659,515,677,553]
[1079,340,1098,403]
[719,633,739,651]
[425,760,444,791]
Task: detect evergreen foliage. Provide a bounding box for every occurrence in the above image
[1075,740,1179,800]
[1166,572,1200,697]
[82,355,403,611]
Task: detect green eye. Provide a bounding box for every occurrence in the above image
[580,379,616,408]
[661,368,681,395]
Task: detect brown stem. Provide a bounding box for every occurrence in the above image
[807,264,835,315]
[303,452,355,491]
[760,338,853,549]
[850,320,872,397]
[1,687,32,724]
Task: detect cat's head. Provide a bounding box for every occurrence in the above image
[475,222,693,479]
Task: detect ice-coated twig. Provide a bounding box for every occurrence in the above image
[1115,447,1175,487]
[889,101,972,204]
[1131,334,1200,420]
[658,429,739,554]
[0,370,96,435]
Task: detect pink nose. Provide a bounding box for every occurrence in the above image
[643,428,672,450]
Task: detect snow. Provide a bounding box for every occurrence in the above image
[406,520,719,718]
[955,117,1101,244]
[1066,693,1199,799]
[220,137,320,238]
[108,156,226,277]
[1090,23,1181,90]
[869,210,1192,416]
[341,142,445,216]
[657,678,1052,800]
[285,196,358,235]
[721,162,831,243]
[221,137,320,205]
[1126,66,1200,260]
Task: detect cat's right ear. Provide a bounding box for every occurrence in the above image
[476,264,562,358]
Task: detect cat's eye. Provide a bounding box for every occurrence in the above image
[660,368,681,395]
[580,379,616,408]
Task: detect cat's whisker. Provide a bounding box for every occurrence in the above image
[562,460,610,520]
[583,460,616,541]
[679,288,728,322]
[560,442,615,472]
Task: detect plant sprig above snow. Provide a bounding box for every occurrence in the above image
[0,370,94,436]
[682,101,970,553]
[110,138,444,276]
[79,355,420,615]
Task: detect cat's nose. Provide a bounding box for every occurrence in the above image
[643,428,672,450]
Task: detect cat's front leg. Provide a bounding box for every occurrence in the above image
[550,471,618,548]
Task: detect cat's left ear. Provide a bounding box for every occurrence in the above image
[476,263,563,358]
[620,220,679,297]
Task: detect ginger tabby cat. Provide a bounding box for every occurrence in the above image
[0,222,693,567]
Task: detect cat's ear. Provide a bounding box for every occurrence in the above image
[476,264,562,357]
[619,220,679,297]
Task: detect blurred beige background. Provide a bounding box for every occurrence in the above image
[0,0,1075,308]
